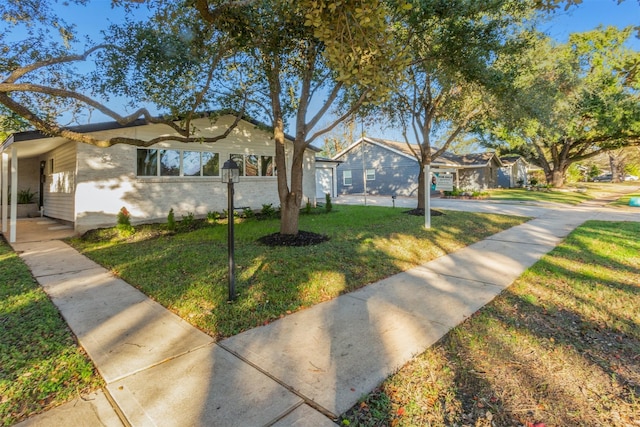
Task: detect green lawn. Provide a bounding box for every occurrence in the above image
[487,187,594,205]
[0,239,103,426]
[69,206,526,339]
[342,220,640,426]
[610,191,640,207]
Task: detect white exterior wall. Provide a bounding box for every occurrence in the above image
[514,160,529,185]
[44,143,76,222]
[74,116,316,233]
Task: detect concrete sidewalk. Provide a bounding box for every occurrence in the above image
[12,199,639,426]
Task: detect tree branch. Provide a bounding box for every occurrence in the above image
[3,45,110,84]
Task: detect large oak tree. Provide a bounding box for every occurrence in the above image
[481,26,640,187]
[1,1,246,148]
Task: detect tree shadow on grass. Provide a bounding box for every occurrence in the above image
[0,269,101,425]
[69,208,524,341]
[341,220,640,426]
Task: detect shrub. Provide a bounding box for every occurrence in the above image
[207,211,220,224]
[116,206,134,237]
[17,188,37,204]
[444,187,463,197]
[181,212,195,229]
[304,198,312,214]
[325,193,333,213]
[167,208,176,231]
[242,207,255,219]
[261,203,277,218]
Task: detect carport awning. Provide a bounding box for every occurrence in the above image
[1,133,68,159]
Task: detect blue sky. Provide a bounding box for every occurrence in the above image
[542,0,639,47]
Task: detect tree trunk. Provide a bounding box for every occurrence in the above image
[550,169,565,187]
[609,152,625,183]
[265,60,303,236]
[279,145,305,235]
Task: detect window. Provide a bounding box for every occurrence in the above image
[246,154,259,176]
[230,154,244,176]
[366,168,376,181]
[137,149,158,176]
[343,170,352,186]
[160,150,180,176]
[261,156,274,176]
[202,152,219,176]
[136,148,220,177]
[183,151,202,177]
[50,158,55,174]
[230,154,274,177]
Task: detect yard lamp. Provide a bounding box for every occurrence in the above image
[222,159,240,301]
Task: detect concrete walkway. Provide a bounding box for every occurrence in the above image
[10,193,639,426]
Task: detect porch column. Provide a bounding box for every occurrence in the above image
[10,146,18,243]
[1,152,7,233]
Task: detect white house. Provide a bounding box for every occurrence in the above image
[1,115,319,241]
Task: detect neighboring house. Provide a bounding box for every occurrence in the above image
[333,137,502,196]
[1,115,319,240]
[498,155,529,188]
[314,157,341,200]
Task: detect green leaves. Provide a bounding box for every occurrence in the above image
[482,26,640,186]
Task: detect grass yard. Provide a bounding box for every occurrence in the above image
[341,220,640,427]
[487,188,594,205]
[69,206,526,339]
[610,191,640,207]
[0,238,103,426]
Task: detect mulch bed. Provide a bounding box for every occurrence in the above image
[404,208,445,217]
[257,230,330,247]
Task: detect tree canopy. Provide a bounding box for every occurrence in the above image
[374,0,537,208]
[481,26,640,187]
[193,0,410,235]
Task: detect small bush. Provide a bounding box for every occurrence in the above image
[444,187,463,197]
[167,208,176,231]
[304,198,312,214]
[261,203,277,218]
[116,206,134,237]
[325,193,333,213]
[207,211,220,224]
[242,207,255,219]
[181,212,195,229]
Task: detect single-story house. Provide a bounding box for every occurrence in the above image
[1,114,319,241]
[332,137,502,196]
[498,155,529,188]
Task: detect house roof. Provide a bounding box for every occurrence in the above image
[499,155,527,166]
[1,113,308,159]
[315,156,342,163]
[334,137,502,168]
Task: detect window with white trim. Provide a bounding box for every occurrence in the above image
[136,148,220,177]
[160,150,180,176]
[366,168,375,181]
[230,154,274,177]
[343,170,352,186]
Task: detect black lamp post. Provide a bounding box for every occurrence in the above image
[222,159,240,301]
